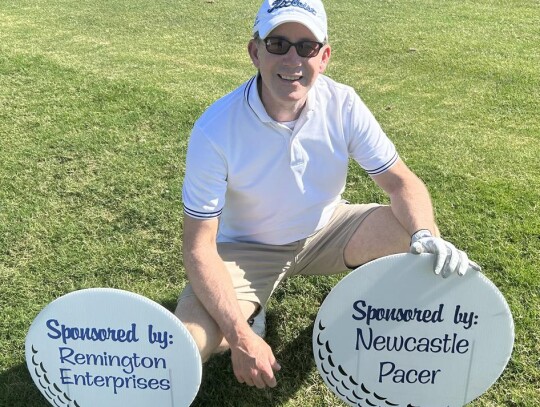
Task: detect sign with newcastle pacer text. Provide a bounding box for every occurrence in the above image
[25,288,201,407]
[313,253,514,407]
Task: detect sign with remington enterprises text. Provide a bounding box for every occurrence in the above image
[26,288,201,407]
[313,254,514,407]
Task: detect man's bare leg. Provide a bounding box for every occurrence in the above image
[175,295,258,361]
[344,206,411,268]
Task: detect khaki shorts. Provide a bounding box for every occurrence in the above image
[179,203,383,307]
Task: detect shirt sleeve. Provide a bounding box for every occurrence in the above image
[182,125,227,219]
[345,91,399,176]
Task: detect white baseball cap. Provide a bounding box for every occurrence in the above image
[253,0,328,42]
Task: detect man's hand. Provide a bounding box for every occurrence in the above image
[410,229,481,278]
[230,332,281,388]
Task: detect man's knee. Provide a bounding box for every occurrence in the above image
[175,295,223,362]
[344,206,410,267]
[174,295,260,362]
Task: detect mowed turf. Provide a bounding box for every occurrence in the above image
[0,0,538,406]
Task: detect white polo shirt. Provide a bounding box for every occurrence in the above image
[182,74,398,245]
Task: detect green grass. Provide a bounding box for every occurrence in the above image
[1,0,538,405]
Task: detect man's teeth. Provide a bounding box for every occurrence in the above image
[280,74,301,81]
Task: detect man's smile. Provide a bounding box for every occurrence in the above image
[278,74,303,82]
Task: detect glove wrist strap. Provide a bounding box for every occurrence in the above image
[411,229,433,244]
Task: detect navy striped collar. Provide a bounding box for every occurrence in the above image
[244,74,317,123]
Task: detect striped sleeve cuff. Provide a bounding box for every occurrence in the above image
[365,152,399,176]
[183,205,222,219]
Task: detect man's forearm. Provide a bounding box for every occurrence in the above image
[388,178,438,237]
[373,159,438,237]
[183,247,253,346]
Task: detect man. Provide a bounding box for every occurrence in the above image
[176,0,479,390]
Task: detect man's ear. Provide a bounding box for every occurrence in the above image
[319,45,331,73]
[248,39,261,69]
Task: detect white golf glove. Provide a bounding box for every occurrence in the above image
[410,229,481,278]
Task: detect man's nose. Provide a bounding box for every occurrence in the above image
[282,45,303,64]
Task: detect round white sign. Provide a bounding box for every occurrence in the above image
[313,253,514,407]
[25,288,201,407]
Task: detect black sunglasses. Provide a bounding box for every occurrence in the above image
[263,37,324,58]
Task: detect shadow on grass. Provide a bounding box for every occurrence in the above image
[191,315,317,407]
[0,363,50,407]
[159,297,320,406]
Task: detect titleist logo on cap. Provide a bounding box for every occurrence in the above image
[268,0,317,16]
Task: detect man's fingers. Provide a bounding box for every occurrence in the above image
[457,250,469,276]
[410,235,481,278]
[234,369,244,384]
[441,242,459,278]
[252,371,266,389]
[231,336,280,388]
[259,358,281,388]
[469,260,482,272]
[410,238,446,275]
[240,364,278,388]
[261,370,277,388]
[237,374,254,387]
[427,238,447,276]
[235,370,260,388]
[410,241,425,254]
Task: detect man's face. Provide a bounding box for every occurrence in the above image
[248,22,331,119]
